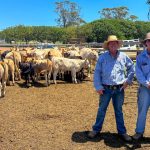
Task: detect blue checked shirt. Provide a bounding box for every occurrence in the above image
[136,49,150,88]
[94,51,135,91]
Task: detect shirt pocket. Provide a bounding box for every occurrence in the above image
[101,61,107,71]
[115,63,124,74]
[141,65,149,74]
[102,61,111,76]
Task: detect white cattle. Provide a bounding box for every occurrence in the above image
[52,57,90,84]
[64,50,81,59]
[80,48,98,62]
[68,45,80,52]
[31,49,50,60]
[80,48,98,77]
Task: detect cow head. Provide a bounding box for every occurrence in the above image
[89,51,98,61]
[84,59,90,69]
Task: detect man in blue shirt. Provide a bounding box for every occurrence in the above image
[88,35,135,142]
[133,32,150,140]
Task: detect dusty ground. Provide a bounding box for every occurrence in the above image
[1,77,150,150]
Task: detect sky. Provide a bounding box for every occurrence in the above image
[0,0,149,30]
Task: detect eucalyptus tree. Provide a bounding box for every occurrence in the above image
[99,8,113,19]
[129,15,138,21]
[55,0,86,27]
[113,7,129,19]
[99,6,137,20]
[99,7,129,19]
[147,0,150,20]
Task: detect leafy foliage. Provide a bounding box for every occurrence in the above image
[55,0,85,27]
[99,6,138,21]
[1,19,150,43]
[147,0,150,20]
[99,7,129,19]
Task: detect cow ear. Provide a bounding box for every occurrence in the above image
[48,51,50,55]
[85,58,89,64]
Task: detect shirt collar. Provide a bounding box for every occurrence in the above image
[142,49,150,57]
[108,50,119,59]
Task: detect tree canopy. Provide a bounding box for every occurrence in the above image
[55,0,86,27]
[147,0,150,19]
[1,19,150,44]
[99,6,138,21]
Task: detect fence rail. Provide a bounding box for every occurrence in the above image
[0,43,101,48]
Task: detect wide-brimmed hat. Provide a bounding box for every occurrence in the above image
[143,32,150,45]
[103,35,122,50]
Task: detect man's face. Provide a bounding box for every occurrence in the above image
[146,39,150,48]
[108,41,119,52]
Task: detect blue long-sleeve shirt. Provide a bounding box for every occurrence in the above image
[136,49,150,87]
[94,51,135,91]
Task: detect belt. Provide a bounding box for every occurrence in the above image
[102,84,123,90]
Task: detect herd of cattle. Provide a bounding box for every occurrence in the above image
[0,46,98,98]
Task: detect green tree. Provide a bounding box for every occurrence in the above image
[129,15,138,21]
[113,7,129,19]
[134,21,150,39]
[15,25,33,43]
[99,8,113,19]
[147,0,150,20]
[99,6,138,20]
[55,0,86,27]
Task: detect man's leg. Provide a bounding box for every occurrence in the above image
[135,86,150,134]
[92,90,111,132]
[112,90,126,134]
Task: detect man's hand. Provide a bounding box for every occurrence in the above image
[121,81,128,90]
[96,90,104,95]
[147,83,150,89]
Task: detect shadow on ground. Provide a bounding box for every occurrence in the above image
[16,81,47,88]
[72,131,150,150]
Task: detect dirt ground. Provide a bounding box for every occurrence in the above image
[1,77,150,150]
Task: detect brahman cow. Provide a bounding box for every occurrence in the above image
[52,57,90,84]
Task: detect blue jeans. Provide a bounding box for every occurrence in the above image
[92,87,126,134]
[135,86,150,134]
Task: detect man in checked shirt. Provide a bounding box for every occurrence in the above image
[88,35,135,142]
